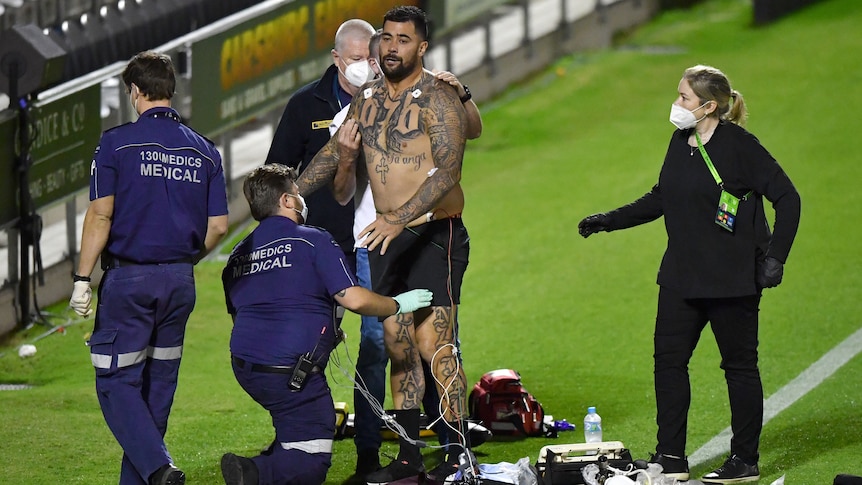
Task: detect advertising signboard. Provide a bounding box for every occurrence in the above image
[425,0,512,36]
[0,83,100,226]
[190,0,420,137]
[27,83,101,210]
[0,110,18,227]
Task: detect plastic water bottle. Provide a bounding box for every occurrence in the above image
[584,406,603,444]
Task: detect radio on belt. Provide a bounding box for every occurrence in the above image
[289,352,315,391]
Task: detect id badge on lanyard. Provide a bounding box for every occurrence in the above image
[715,190,740,232]
[695,132,751,233]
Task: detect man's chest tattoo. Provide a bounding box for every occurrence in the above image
[358,89,431,184]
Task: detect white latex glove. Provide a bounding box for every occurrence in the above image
[70,280,93,317]
[393,289,433,314]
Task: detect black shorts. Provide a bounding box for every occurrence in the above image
[368,217,469,308]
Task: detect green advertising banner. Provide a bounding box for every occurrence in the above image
[0,84,99,226]
[190,0,419,137]
[0,110,19,227]
[425,0,512,36]
[28,83,101,210]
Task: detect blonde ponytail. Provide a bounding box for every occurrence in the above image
[726,89,748,126]
[684,65,748,126]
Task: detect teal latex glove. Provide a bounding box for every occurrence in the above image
[393,289,433,314]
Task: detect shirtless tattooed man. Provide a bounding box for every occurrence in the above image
[296,6,473,483]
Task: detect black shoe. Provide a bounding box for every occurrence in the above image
[649,452,690,481]
[149,464,185,485]
[702,454,760,483]
[467,421,491,448]
[220,453,260,485]
[365,459,425,485]
[425,460,459,483]
[343,474,371,485]
[356,448,382,476]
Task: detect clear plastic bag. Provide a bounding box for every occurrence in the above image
[448,456,538,485]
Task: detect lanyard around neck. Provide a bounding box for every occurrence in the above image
[696,131,753,200]
[695,131,722,187]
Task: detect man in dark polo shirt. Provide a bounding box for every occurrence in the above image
[266,18,376,270]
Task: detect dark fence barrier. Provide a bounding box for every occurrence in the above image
[753,0,824,25]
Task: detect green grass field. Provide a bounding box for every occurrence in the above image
[2,0,862,483]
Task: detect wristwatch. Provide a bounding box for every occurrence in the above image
[73,274,91,283]
[459,85,472,104]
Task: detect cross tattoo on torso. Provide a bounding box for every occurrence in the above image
[375,159,389,184]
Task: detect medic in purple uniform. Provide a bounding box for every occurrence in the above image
[70,51,229,485]
[219,164,432,485]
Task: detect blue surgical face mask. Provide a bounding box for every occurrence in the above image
[288,193,308,222]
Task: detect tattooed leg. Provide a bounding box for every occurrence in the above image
[384,313,424,410]
[417,306,467,422]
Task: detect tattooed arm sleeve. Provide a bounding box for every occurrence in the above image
[295,135,339,195]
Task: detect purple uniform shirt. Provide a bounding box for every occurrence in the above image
[90,106,228,263]
[222,216,357,366]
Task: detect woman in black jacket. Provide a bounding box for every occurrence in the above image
[578,65,800,484]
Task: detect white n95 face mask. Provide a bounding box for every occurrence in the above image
[344,60,374,87]
[669,102,709,130]
[289,193,308,222]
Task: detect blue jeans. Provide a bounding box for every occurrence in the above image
[353,248,388,453]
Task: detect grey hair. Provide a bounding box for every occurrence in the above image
[334,19,375,52]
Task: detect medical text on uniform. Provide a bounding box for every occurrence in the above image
[139,150,202,183]
[231,243,294,277]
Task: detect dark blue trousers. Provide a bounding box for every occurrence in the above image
[88,263,195,485]
[232,361,334,485]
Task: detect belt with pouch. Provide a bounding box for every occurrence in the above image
[232,356,322,375]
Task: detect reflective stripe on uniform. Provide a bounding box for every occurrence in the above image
[280,438,333,454]
[91,353,112,369]
[91,345,183,369]
[148,345,182,361]
[117,349,147,368]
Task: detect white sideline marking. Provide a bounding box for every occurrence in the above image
[689,326,862,467]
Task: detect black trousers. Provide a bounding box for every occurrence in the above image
[654,286,763,464]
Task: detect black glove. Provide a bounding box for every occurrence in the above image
[578,213,610,238]
[756,256,784,288]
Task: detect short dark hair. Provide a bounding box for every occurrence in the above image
[369,29,383,59]
[384,6,430,42]
[121,51,175,100]
[243,164,299,221]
